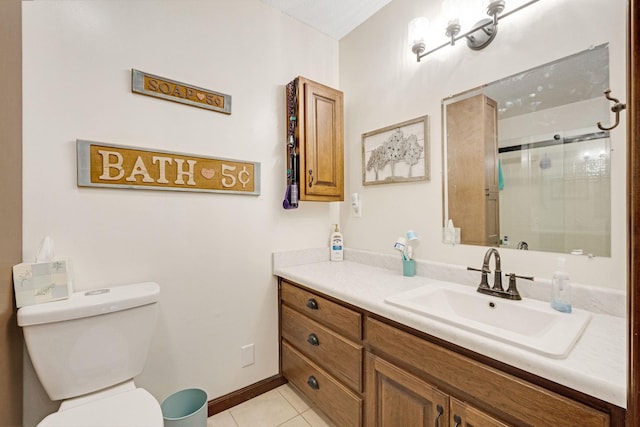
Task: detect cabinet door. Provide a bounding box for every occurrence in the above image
[300,77,344,201]
[366,353,449,427]
[450,398,509,427]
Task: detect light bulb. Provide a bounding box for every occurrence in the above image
[408,17,429,47]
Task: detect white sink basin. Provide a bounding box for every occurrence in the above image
[385,282,591,358]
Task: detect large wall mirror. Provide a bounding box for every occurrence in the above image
[443,44,611,257]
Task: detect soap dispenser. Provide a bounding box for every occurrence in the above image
[551,257,572,313]
[330,224,343,262]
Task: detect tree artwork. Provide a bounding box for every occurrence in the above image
[363,116,429,185]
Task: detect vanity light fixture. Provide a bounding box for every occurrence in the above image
[409,0,539,62]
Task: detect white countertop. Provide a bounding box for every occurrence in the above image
[273,253,627,408]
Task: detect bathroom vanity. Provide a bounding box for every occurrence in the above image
[275,251,626,426]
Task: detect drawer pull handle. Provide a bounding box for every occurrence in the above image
[306,298,319,310]
[307,375,319,390]
[307,333,320,346]
[453,414,462,427]
[434,404,444,427]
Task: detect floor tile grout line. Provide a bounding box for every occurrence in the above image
[276,387,293,413]
[275,412,308,427]
[209,385,326,427]
[276,385,306,415]
[228,409,240,427]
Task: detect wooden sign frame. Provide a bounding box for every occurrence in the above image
[77,140,260,196]
[131,69,232,115]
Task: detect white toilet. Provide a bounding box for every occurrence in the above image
[18,282,163,426]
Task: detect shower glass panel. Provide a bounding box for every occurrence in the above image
[498,130,611,256]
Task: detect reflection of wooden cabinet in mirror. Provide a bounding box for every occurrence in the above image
[446,94,500,246]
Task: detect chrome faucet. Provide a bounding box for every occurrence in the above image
[482,248,502,292]
[467,248,533,300]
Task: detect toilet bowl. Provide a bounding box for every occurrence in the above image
[18,282,162,426]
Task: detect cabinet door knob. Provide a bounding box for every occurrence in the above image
[306,298,319,310]
[307,333,320,346]
[434,404,444,427]
[453,414,462,427]
[307,375,319,390]
[308,169,314,187]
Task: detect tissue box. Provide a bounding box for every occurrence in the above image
[12,259,72,308]
[442,227,461,245]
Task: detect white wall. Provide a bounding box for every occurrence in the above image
[21,1,339,424]
[339,0,627,290]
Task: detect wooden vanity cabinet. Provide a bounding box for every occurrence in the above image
[365,316,612,427]
[278,278,621,426]
[366,353,507,427]
[279,280,363,426]
[288,76,344,202]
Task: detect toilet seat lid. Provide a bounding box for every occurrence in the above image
[38,388,163,427]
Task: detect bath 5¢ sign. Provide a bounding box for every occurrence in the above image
[131,69,231,115]
[77,140,260,195]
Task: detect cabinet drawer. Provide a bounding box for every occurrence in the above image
[281,280,362,341]
[282,305,363,392]
[282,341,362,427]
[365,317,610,427]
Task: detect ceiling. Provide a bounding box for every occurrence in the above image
[259,0,392,40]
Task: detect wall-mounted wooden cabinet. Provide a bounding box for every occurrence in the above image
[287,76,344,202]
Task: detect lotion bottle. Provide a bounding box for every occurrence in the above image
[551,257,572,313]
[330,224,343,262]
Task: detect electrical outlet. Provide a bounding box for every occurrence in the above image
[241,344,255,367]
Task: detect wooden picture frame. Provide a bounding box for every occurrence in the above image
[362,115,430,185]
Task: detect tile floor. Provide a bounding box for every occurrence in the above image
[207,384,336,427]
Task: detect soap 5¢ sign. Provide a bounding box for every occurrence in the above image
[77,140,260,196]
[131,69,231,115]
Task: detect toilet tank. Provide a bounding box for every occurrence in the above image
[18,282,160,401]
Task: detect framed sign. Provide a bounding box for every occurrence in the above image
[77,140,260,196]
[362,115,430,185]
[131,69,232,115]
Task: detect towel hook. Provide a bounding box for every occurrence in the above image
[597,89,627,131]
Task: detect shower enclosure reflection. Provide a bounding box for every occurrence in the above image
[443,45,611,256]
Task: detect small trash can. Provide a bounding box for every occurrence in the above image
[161,388,207,427]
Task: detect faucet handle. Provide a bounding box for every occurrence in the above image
[504,273,533,300]
[507,273,534,281]
[467,266,490,289]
